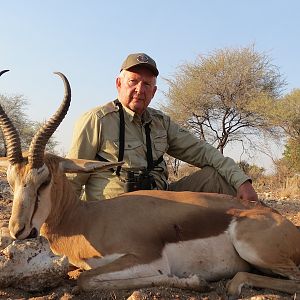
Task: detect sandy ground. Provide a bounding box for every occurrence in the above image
[0,171,299,300]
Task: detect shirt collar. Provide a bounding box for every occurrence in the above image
[117,101,152,124]
[121,104,136,122]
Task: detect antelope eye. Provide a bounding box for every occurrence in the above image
[38,176,51,192]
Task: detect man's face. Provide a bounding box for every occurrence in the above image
[116,66,157,115]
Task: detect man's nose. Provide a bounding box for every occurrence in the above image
[135,82,145,93]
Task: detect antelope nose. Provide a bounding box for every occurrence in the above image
[28,227,38,239]
[12,224,26,239]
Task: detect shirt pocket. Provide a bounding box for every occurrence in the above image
[102,139,119,159]
[102,139,145,167]
[153,130,168,158]
[124,140,145,166]
[124,140,143,150]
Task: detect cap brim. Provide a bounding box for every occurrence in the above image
[122,63,159,76]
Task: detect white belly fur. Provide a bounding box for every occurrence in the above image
[163,232,250,281]
[85,232,250,282]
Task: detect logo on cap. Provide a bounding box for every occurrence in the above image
[137,54,149,63]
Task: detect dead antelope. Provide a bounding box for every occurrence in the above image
[0,70,299,297]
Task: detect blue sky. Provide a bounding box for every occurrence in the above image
[1,0,299,170]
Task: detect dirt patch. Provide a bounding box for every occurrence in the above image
[0,173,299,300]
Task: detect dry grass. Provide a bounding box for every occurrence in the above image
[276,176,300,199]
[254,174,300,200]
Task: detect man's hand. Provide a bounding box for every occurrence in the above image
[237,180,259,203]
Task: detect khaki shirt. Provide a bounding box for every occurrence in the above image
[67,100,250,201]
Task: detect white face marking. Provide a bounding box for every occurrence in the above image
[31,181,52,231]
[8,164,51,239]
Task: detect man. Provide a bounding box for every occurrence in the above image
[67,52,258,202]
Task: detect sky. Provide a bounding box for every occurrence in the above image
[1,0,300,171]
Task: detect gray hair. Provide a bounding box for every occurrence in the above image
[118,69,157,85]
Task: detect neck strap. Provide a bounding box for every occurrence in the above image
[115,101,125,176]
[115,100,155,175]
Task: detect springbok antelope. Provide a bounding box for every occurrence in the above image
[0,70,299,297]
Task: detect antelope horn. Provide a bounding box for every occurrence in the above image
[0,70,24,164]
[28,72,71,169]
[0,70,10,76]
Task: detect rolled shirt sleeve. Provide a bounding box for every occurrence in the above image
[165,117,250,189]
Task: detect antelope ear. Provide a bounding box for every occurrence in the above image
[0,157,9,169]
[59,157,124,174]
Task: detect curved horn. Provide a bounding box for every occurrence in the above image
[0,70,23,164]
[28,72,71,169]
[0,70,10,76]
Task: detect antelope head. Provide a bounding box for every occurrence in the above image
[0,70,71,239]
[0,71,123,241]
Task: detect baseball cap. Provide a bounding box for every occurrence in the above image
[120,53,159,76]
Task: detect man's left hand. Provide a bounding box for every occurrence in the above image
[237,180,259,203]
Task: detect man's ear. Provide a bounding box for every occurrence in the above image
[116,76,121,91]
[59,157,124,174]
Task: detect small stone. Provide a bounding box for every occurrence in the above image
[127,290,148,300]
